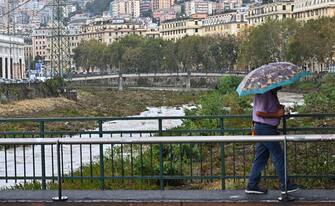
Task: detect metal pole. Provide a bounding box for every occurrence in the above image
[279,115,295,201]
[98,120,105,190]
[52,140,68,201]
[39,121,46,190]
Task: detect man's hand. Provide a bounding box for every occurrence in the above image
[276,108,285,118]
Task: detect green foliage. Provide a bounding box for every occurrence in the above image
[287,17,335,65]
[299,74,335,113]
[45,77,65,96]
[238,18,299,68]
[85,0,112,15]
[216,76,243,95]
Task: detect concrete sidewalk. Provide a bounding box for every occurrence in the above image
[0,190,334,205]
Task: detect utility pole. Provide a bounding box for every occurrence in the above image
[50,0,70,78]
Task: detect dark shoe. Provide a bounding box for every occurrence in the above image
[245,186,268,194]
[281,184,299,194]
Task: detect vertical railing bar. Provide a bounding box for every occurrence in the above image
[190,143,193,183]
[51,135,55,183]
[121,143,124,183]
[200,144,203,178]
[169,144,173,176]
[70,138,73,182]
[52,141,68,201]
[159,143,164,190]
[98,120,105,190]
[40,121,46,189]
[23,145,26,183]
[243,143,246,182]
[5,144,8,183]
[294,143,297,173]
[32,142,35,184]
[220,143,225,190]
[233,143,236,182]
[210,143,213,178]
[111,144,115,177]
[61,138,64,181]
[140,143,143,188]
[131,143,134,177]
[80,143,83,184]
[14,144,17,183]
[180,143,183,176]
[89,134,93,182]
[150,143,153,176]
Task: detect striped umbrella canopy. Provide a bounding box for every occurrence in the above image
[236,62,310,96]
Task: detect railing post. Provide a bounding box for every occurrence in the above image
[52,140,68,201]
[220,143,225,190]
[159,143,164,190]
[220,117,224,135]
[98,120,105,190]
[158,118,163,136]
[220,117,225,189]
[158,118,164,190]
[39,121,46,190]
[279,115,295,201]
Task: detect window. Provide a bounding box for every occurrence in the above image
[195,28,198,33]
[283,5,286,10]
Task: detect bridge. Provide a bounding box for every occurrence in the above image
[0,114,334,205]
[67,72,247,90]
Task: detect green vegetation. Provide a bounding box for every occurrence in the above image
[74,17,335,73]
[298,74,335,113]
[73,35,239,73]
[85,0,112,16]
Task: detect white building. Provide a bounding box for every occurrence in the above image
[0,34,25,79]
[293,0,335,21]
[112,0,140,18]
[185,0,214,16]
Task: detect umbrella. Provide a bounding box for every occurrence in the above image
[236,62,310,96]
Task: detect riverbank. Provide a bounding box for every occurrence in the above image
[0,88,204,131]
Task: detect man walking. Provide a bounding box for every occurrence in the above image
[245,87,299,194]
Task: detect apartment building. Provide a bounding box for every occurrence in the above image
[111,0,141,18]
[185,0,214,16]
[293,0,335,21]
[0,34,25,79]
[31,27,52,65]
[247,1,294,26]
[160,17,203,41]
[79,19,150,45]
[202,12,248,37]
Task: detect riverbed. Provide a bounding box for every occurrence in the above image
[0,92,304,188]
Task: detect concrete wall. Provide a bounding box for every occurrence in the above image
[70,76,220,89]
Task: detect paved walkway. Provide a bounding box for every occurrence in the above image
[0,190,334,205]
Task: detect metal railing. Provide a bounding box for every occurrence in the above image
[0,114,334,196]
[0,134,334,200]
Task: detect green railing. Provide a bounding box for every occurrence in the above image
[0,114,334,192]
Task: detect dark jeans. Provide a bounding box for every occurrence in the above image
[247,122,285,189]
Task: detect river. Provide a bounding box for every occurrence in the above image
[0,92,303,188]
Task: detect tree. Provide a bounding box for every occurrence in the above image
[85,0,112,16]
[121,47,143,73]
[73,39,108,72]
[237,18,299,69]
[176,36,206,72]
[287,17,335,70]
[160,41,179,72]
[206,35,238,71]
